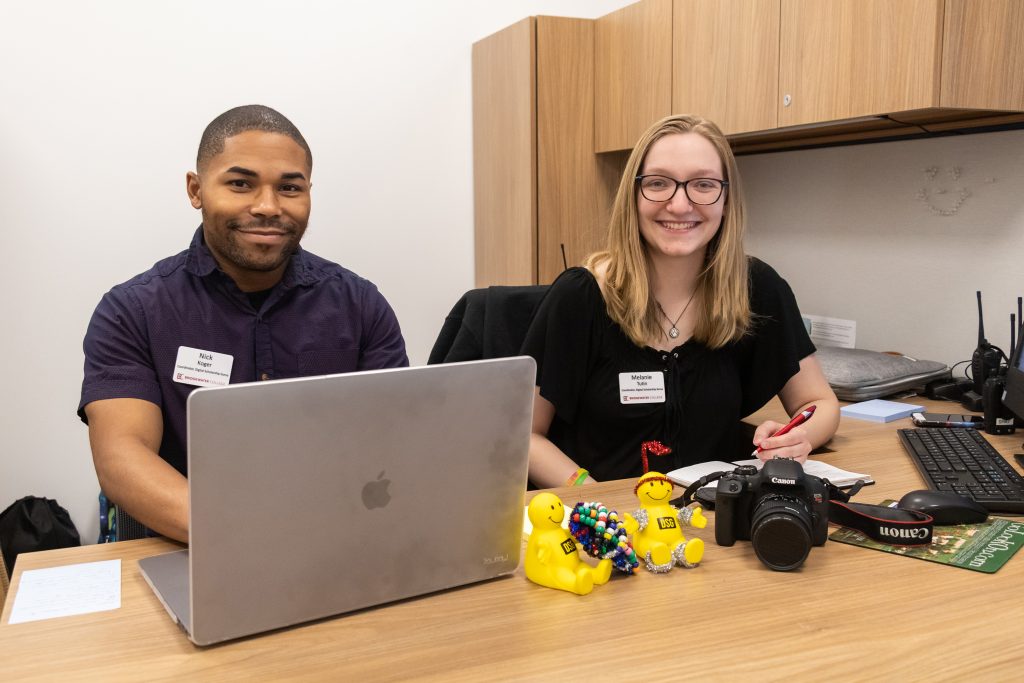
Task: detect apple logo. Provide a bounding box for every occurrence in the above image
[361,470,392,509]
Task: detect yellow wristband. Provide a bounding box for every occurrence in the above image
[566,468,589,486]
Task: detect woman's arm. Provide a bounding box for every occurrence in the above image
[529,389,598,488]
[752,354,840,462]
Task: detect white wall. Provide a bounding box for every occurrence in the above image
[0,0,633,544]
[741,130,1024,368]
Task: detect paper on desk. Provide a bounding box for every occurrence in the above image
[8,559,121,624]
[667,459,872,489]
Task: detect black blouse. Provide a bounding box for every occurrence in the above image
[521,258,815,481]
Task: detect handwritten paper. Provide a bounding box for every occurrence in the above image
[8,559,121,624]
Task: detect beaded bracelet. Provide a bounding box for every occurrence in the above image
[566,468,589,487]
[568,501,639,574]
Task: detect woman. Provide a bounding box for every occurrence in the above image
[522,114,839,488]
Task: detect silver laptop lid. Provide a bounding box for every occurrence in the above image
[185,357,535,645]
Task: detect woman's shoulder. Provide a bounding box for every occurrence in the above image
[746,256,786,289]
[547,266,603,302]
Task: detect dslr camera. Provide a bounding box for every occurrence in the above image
[715,458,830,571]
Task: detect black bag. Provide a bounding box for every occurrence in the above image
[0,496,81,578]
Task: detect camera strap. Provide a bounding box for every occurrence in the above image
[825,482,934,545]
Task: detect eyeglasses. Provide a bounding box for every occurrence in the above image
[635,175,729,205]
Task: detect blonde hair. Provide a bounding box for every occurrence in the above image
[585,114,750,349]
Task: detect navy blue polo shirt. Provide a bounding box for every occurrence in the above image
[79,227,408,475]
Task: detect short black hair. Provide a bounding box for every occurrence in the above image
[196,104,312,171]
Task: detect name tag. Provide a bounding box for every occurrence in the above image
[173,346,234,387]
[618,372,665,404]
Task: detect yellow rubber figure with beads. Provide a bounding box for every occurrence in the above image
[624,472,707,573]
[525,492,612,595]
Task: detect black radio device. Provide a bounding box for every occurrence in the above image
[962,291,1003,411]
[979,298,1022,435]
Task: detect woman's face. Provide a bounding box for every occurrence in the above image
[636,132,726,264]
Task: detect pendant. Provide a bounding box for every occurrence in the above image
[668,327,680,339]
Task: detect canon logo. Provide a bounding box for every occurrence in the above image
[879,527,931,540]
[770,477,796,485]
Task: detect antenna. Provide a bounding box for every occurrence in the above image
[977,290,987,346]
[1012,313,1017,361]
[560,243,568,271]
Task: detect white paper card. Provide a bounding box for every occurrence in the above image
[619,372,666,404]
[172,345,233,387]
[8,559,121,624]
[802,314,856,349]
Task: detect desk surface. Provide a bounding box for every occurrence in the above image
[3,399,1024,681]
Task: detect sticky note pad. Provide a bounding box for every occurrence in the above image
[840,399,924,423]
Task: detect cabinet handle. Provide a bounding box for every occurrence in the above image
[783,94,792,107]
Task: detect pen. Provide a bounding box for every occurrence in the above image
[752,405,816,457]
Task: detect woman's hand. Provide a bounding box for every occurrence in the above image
[751,420,812,463]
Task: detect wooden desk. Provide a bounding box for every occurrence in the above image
[3,399,1024,681]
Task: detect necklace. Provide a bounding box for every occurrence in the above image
[655,291,696,340]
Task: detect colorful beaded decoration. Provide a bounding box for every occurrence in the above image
[568,501,640,574]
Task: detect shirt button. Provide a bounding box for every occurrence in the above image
[260,373,271,381]
[673,352,679,358]
[661,354,668,361]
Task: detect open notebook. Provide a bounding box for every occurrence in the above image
[667,459,873,489]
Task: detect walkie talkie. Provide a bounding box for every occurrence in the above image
[963,291,1003,411]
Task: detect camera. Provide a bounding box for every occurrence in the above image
[715,458,830,571]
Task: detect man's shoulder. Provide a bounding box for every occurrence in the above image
[104,249,192,302]
[296,249,385,297]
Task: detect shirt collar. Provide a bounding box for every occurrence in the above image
[183,225,316,288]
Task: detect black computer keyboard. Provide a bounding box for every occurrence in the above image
[897,428,1024,514]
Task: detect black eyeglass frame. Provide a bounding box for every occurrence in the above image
[634,175,730,205]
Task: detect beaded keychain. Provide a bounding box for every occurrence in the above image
[568,501,640,574]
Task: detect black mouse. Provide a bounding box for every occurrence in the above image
[898,490,989,525]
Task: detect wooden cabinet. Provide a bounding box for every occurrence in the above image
[941,0,1024,111]
[778,0,944,127]
[672,0,780,135]
[593,0,673,153]
[593,0,1024,149]
[473,17,616,286]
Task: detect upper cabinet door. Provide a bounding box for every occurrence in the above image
[472,18,537,287]
[672,0,780,135]
[778,0,943,127]
[594,0,673,152]
[941,0,1024,111]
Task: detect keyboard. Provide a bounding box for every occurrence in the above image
[897,428,1024,514]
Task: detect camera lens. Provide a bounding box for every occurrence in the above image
[749,495,813,571]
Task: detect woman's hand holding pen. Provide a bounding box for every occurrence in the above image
[751,422,812,462]
[751,405,816,463]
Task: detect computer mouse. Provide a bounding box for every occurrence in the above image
[897,490,989,525]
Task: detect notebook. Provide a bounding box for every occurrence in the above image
[139,357,536,646]
[839,399,924,423]
[667,458,873,489]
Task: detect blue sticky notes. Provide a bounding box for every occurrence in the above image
[840,399,924,423]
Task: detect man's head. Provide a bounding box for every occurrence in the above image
[187,105,313,292]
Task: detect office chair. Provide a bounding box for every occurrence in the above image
[429,285,549,364]
[98,493,150,542]
[1,551,8,607]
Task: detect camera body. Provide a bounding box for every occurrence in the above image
[715,458,830,571]
[983,370,1016,435]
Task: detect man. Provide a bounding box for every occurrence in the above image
[79,105,408,542]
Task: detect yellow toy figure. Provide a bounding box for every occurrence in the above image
[625,472,707,573]
[525,493,613,595]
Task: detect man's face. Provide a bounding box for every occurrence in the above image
[186,130,312,291]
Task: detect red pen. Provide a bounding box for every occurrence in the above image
[752,405,816,457]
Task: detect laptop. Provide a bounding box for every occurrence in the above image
[139,356,535,645]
